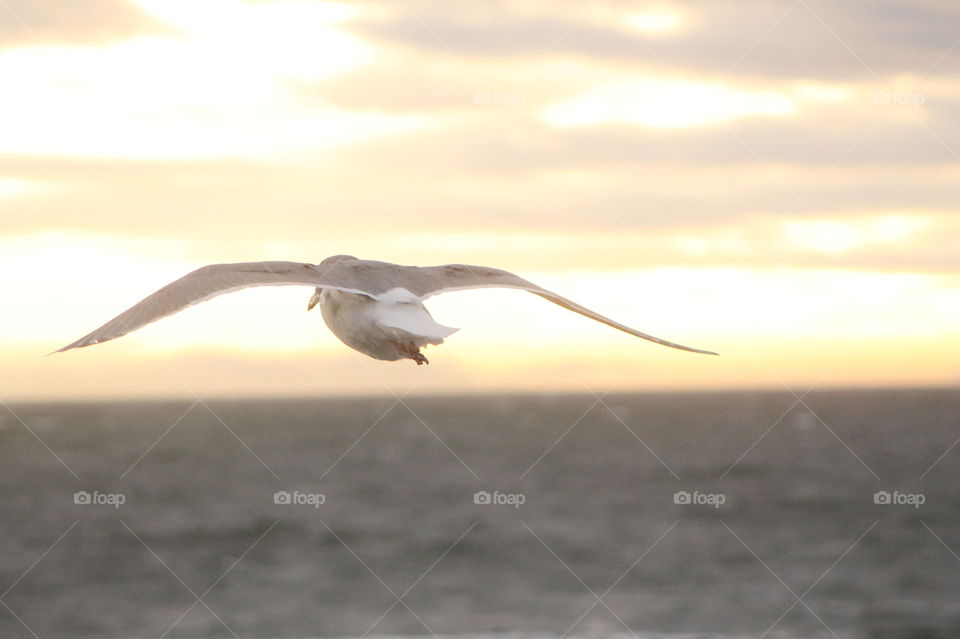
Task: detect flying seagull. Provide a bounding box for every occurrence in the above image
[55,255,717,364]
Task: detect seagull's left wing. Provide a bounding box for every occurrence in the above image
[377,262,718,356]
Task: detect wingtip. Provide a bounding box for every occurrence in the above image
[680,346,718,356]
[47,340,84,356]
[672,343,718,356]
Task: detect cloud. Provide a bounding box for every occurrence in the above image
[0,0,423,160]
[327,112,960,193]
[0,0,167,48]
[1,1,958,262]
[312,60,579,113]
[305,69,960,171]
[2,134,960,243]
[347,0,960,80]
[3,163,960,276]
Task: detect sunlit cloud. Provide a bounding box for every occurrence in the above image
[348,1,960,81]
[783,215,932,255]
[543,78,797,129]
[132,0,367,83]
[0,0,163,48]
[0,177,40,198]
[0,0,428,159]
[793,83,854,104]
[624,10,685,35]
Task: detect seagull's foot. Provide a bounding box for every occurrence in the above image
[397,341,429,365]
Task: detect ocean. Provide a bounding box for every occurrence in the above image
[0,388,958,638]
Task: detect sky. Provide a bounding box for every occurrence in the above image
[1,0,959,400]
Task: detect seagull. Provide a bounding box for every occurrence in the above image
[55,255,717,364]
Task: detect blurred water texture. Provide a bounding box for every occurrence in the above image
[1,388,958,638]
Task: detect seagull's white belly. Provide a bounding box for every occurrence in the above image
[319,289,458,361]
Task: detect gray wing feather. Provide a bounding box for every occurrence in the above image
[54,261,365,353]
[380,262,718,356]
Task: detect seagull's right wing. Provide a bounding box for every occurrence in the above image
[54,261,366,353]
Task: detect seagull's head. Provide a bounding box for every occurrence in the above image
[319,254,358,266]
[309,255,358,310]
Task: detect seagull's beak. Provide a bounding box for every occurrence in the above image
[307,289,321,311]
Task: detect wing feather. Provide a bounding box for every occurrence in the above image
[384,263,718,356]
[54,261,365,353]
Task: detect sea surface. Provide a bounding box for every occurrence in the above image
[1,388,958,638]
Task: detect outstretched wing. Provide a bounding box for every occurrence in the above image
[381,262,718,356]
[54,261,367,353]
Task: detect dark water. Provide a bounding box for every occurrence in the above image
[1,388,959,638]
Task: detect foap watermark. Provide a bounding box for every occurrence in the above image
[474,490,525,508]
[274,490,325,508]
[74,490,126,509]
[674,490,725,508]
[874,91,925,106]
[874,490,925,509]
[473,91,525,107]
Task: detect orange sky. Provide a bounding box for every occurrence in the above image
[1,0,958,399]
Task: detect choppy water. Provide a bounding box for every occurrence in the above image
[1,389,959,638]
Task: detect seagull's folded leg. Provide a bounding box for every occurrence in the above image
[397,341,429,365]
